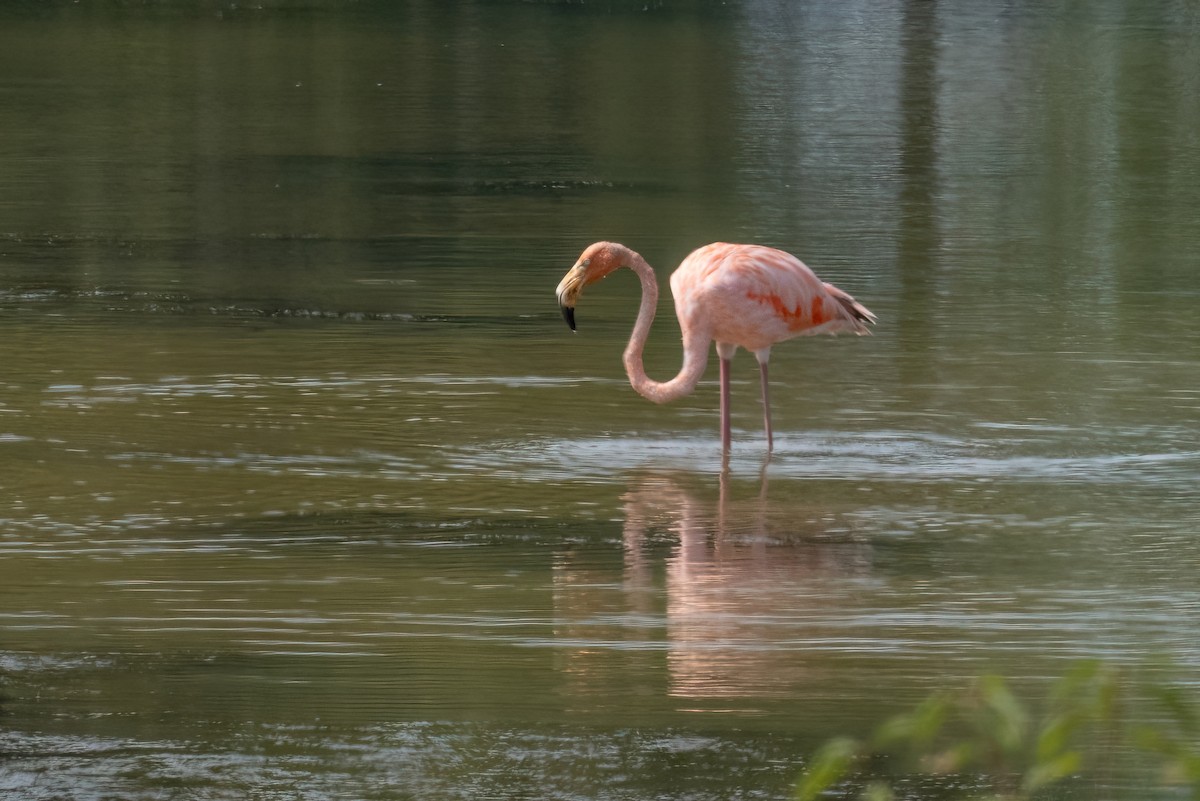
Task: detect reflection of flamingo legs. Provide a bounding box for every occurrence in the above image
[617,471,873,701]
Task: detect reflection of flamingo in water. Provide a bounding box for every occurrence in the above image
[551,471,873,706]
[619,471,873,701]
[556,241,875,453]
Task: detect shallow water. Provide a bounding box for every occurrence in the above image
[2,1,1200,799]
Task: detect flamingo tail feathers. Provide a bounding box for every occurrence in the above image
[823,283,877,333]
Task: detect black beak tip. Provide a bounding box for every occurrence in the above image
[560,305,576,332]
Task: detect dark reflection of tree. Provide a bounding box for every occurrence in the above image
[1112,4,1187,299]
[4,4,741,306]
[896,0,941,389]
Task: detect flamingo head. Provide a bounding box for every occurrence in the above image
[555,241,625,331]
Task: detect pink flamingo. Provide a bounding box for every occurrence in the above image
[555,241,875,453]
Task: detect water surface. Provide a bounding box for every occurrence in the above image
[2,2,1199,799]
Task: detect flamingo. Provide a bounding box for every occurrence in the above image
[555,241,875,453]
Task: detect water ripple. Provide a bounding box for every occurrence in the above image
[449,428,1200,486]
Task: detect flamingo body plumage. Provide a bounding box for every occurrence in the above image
[670,243,873,351]
[556,241,874,453]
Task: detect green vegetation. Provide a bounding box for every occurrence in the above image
[795,661,1200,801]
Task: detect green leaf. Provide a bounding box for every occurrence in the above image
[1036,712,1082,762]
[1131,724,1179,757]
[873,694,950,751]
[1050,659,1102,704]
[795,737,860,801]
[1149,685,1199,736]
[859,781,895,801]
[977,675,1030,755]
[1023,750,1082,792]
[924,742,976,774]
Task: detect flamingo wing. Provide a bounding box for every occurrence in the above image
[670,243,873,353]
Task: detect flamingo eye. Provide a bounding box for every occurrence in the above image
[581,259,591,268]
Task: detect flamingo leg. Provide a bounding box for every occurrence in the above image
[753,348,774,452]
[719,355,732,453]
[759,359,773,452]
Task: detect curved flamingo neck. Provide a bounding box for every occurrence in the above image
[621,250,709,404]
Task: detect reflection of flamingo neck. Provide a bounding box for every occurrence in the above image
[621,253,709,405]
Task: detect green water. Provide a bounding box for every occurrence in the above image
[2,2,1199,799]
